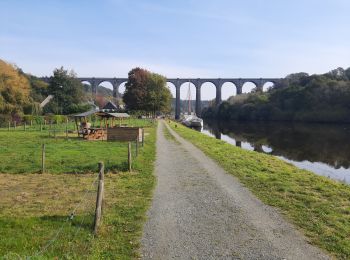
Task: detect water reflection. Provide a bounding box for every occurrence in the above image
[201,120,350,184]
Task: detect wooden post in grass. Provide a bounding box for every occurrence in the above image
[8,121,10,131]
[40,122,43,132]
[94,162,104,235]
[65,119,68,139]
[128,142,132,172]
[30,120,33,127]
[135,139,138,157]
[41,144,46,174]
[142,128,145,147]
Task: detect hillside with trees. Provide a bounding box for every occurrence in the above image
[0,60,94,124]
[203,67,350,123]
[0,59,48,123]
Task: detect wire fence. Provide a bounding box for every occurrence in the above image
[0,117,156,131]
[26,172,100,259]
[0,135,143,174]
[2,138,143,259]
[0,119,148,258]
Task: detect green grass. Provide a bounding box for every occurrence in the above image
[0,117,156,174]
[168,121,350,259]
[0,131,129,174]
[163,123,180,144]
[0,120,157,259]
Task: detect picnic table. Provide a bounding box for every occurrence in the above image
[83,127,106,141]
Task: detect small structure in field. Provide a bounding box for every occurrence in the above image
[96,111,143,142]
[73,110,143,142]
[107,127,143,142]
[73,109,99,138]
[95,111,130,128]
[101,101,120,112]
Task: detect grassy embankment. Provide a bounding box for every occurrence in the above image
[0,119,157,259]
[168,122,350,259]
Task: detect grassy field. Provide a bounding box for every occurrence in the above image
[0,119,156,174]
[168,121,350,259]
[0,120,157,259]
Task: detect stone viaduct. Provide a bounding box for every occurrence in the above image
[40,77,281,119]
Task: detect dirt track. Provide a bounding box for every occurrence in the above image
[140,121,329,260]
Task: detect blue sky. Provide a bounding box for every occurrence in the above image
[1,0,350,99]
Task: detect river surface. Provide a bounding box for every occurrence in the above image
[200,120,350,184]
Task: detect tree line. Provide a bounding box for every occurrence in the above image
[202,67,350,123]
[0,59,172,125]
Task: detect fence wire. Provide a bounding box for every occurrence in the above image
[25,173,99,259]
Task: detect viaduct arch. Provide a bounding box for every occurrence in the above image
[40,77,281,119]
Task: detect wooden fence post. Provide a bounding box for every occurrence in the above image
[49,121,52,137]
[94,162,104,235]
[142,128,145,147]
[41,144,45,174]
[65,119,68,139]
[135,139,138,157]
[30,120,33,127]
[128,142,132,172]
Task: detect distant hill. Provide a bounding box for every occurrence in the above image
[83,84,114,97]
[203,67,350,123]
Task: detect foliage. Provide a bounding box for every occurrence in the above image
[146,72,172,114]
[203,67,350,123]
[0,60,31,115]
[169,121,350,259]
[45,67,88,115]
[123,68,172,114]
[27,74,49,104]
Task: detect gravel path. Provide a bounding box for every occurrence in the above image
[140,121,329,260]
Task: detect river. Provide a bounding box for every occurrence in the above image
[200,120,350,184]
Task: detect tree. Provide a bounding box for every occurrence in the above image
[123,68,172,114]
[0,59,31,115]
[46,67,87,114]
[123,68,149,111]
[146,73,172,114]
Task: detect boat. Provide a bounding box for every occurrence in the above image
[180,82,203,128]
[182,114,203,127]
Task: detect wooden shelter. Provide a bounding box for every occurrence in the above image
[95,111,130,129]
[72,110,140,141]
[73,109,98,138]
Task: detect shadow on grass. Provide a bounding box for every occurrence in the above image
[59,161,128,174]
[40,214,94,231]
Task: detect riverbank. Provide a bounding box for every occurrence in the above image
[141,121,329,259]
[168,121,350,259]
[201,119,350,184]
